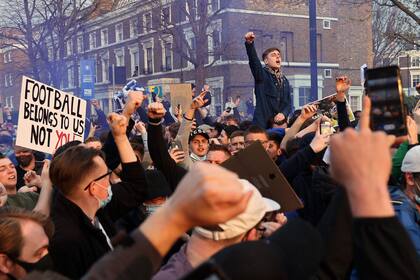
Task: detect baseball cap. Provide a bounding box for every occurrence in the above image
[401,146,420,173]
[182,219,323,280]
[189,128,210,143]
[194,179,279,240]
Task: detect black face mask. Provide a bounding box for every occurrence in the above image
[13,254,54,273]
[16,155,33,168]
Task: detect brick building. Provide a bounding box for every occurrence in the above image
[398,49,420,96]
[0,28,30,122]
[27,0,374,116]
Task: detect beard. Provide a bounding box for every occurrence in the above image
[16,155,33,168]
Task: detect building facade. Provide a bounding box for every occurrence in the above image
[398,50,420,96]
[5,0,373,118]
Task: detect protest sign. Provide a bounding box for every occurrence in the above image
[15,76,87,154]
[221,142,303,212]
[169,84,192,114]
[307,93,355,127]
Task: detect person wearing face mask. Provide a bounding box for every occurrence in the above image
[0,207,54,280]
[395,145,420,256]
[13,146,43,191]
[48,113,149,279]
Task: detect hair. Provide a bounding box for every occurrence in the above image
[268,132,283,147]
[208,144,231,157]
[223,125,239,138]
[230,130,244,140]
[130,141,145,160]
[244,125,268,140]
[50,146,105,196]
[239,120,253,131]
[191,83,196,90]
[262,47,281,61]
[85,137,101,144]
[168,122,180,140]
[52,140,82,158]
[0,153,6,160]
[285,138,301,158]
[225,115,239,126]
[0,207,54,260]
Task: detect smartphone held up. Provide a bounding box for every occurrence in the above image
[365,65,407,136]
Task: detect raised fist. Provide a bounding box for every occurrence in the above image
[244,32,255,43]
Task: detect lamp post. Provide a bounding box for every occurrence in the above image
[309,0,318,102]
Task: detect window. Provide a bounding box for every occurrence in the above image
[115,24,123,42]
[212,30,221,49]
[102,57,109,82]
[130,49,139,76]
[101,29,108,46]
[77,36,84,53]
[66,40,73,57]
[323,20,331,30]
[298,87,311,106]
[412,74,420,88]
[186,0,198,19]
[89,32,96,49]
[67,67,74,88]
[48,47,53,61]
[4,74,13,87]
[324,69,332,78]
[144,12,152,32]
[411,57,420,67]
[279,32,294,62]
[349,96,361,112]
[115,49,125,66]
[161,6,171,25]
[210,0,220,12]
[213,87,222,116]
[164,42,172,71]
[3,51,11,63]
[146,47,153,73]
[130,19,139,38]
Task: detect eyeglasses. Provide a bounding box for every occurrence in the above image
[83,170,112,191]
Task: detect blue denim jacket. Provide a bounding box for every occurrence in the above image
[390,186,420,257]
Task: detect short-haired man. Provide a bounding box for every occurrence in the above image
[49,114,149,279]
[245,32,292,129]
[267,132,284,164]
[152,180,285,280]
[229,130,245,155]
[188,129,210,162]
[206,145,231,165]
[244,125,269,150]
[0,207,54,279]
[0,154,38,210]
[14,146,43,190]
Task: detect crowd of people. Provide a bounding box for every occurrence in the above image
[0,32,419,280]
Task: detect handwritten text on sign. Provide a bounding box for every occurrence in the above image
[16,76,87,154]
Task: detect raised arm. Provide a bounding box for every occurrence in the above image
[244,32,264,83]
[335,76,352,131]
[147,102,187,191]
[280,104,317,151]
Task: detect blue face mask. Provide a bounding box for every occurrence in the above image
[99,186,113,208]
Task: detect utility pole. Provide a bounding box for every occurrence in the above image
[309,0,318,102]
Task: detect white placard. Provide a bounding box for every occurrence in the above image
[16,76,87,154]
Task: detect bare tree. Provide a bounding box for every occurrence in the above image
[0,0,98,88]
[153,0,230,88]
[372,0,420,66]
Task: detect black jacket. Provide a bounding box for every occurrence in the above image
[50,161,148,279]
[147,120,187,192]
[245,41,292,129]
